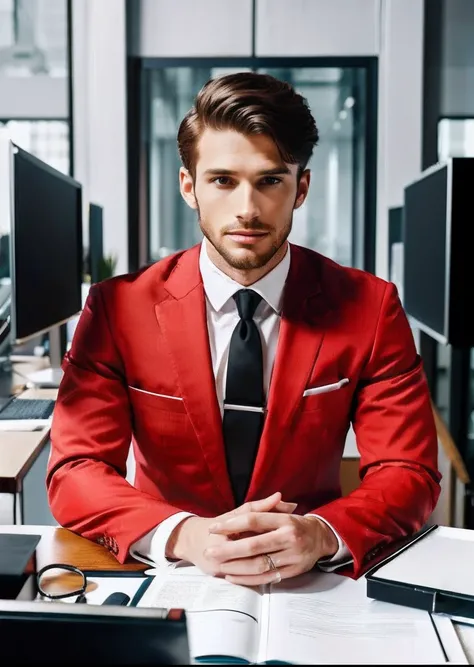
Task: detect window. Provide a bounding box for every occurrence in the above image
[0,119,69,174]
[138,60,374,271]
[0,0,68,78]
[0,0,70,173]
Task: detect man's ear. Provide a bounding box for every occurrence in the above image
[179,167,198,209]
[294,169,311,209]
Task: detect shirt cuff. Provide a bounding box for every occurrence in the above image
[305,513,354,571]
[129,512,195,567]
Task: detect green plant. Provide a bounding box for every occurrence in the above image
[97,254,118,281]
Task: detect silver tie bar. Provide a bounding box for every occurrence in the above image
[224,403,265,414]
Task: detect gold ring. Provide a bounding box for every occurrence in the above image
[264,554,277,572]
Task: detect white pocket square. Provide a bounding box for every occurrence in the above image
[303,378,349,397]
[128,386,184,402]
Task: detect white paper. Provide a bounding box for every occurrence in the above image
[372,527,474,598]
[136,565,466,665]
[432,616,469,664]
[0,419,50,431]
[265,572,450,664]
[137,566,263,662]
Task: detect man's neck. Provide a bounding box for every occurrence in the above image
[205,240,289,287]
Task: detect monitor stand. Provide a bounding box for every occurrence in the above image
[0,343,15,401]
[25,326,64,389]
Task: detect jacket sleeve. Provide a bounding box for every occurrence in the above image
[312,283,441,577]
[47,284,184,563]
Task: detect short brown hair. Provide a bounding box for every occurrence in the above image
[177,72,319,178]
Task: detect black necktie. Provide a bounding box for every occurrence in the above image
[223,289,264,505]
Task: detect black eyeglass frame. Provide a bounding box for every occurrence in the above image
[36,563,87,601]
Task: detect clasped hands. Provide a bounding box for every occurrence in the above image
[166,492,338,586]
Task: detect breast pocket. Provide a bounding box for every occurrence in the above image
[298,379,353,446]
[128,386,191,438]
[300,379,351,414]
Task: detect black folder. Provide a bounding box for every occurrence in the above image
[365,524,474,621]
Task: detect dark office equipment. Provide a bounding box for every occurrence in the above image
[366,524,474,621]
[0,397,55,420]
[0,600,190,665]
[388,206,403,279]
[102,592,131,606]
[0,534,40,600]
[403,157,474,347]
[89,202,104,284]
[11,146,83,343]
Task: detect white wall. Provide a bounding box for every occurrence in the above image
[0,76,68,118]
[71,0,128,275]
[132,0,253,57]
[256,0,379,56]
[375,0,425,279]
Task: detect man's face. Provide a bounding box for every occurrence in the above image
[180,128,310,272]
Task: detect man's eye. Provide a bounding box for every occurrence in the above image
[260,177,281,186]
[212,177,232,186]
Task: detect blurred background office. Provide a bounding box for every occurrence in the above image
[0,0,473,530]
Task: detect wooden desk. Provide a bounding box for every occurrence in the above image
[1,525,473,663]
[0,525,146,573]
[0,360,59,524]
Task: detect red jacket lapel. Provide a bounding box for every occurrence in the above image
[155,246,235,511]
[246,244,333,498]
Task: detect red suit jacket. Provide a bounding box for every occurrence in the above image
[47,243,441,576]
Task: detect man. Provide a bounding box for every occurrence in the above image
[47,72,440,585]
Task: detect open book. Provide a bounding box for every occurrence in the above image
[137,564,465,664]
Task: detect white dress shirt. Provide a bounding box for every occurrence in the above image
[131,240,351,570]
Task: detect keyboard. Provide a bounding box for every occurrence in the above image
[0,397,55,420]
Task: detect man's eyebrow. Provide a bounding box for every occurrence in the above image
[203,166,291,176]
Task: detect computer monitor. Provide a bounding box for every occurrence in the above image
[88,202,104,284]
[0,599,190,665]
[403,157,474,347]
[0,129,83,389]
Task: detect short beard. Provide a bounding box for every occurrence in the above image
[197,205,292,271]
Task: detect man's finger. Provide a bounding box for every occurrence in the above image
[219,550,291,575]
[273,500,298,514]
[210,511,285,536]
[205,524,288,562]
[225,565,292,587]
[229,492,282,517]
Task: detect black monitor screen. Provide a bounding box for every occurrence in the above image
[403,165,447,339]
[12,148,83,342]
[89,202,103,284]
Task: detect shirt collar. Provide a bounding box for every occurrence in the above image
[199,239,291,314]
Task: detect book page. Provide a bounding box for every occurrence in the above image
[371,526,474,597]
[137,565,263,662]
[265,571,449,664]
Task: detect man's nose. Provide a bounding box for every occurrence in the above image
[235,184,261,222]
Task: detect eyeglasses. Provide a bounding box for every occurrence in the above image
[36,563,88,603]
